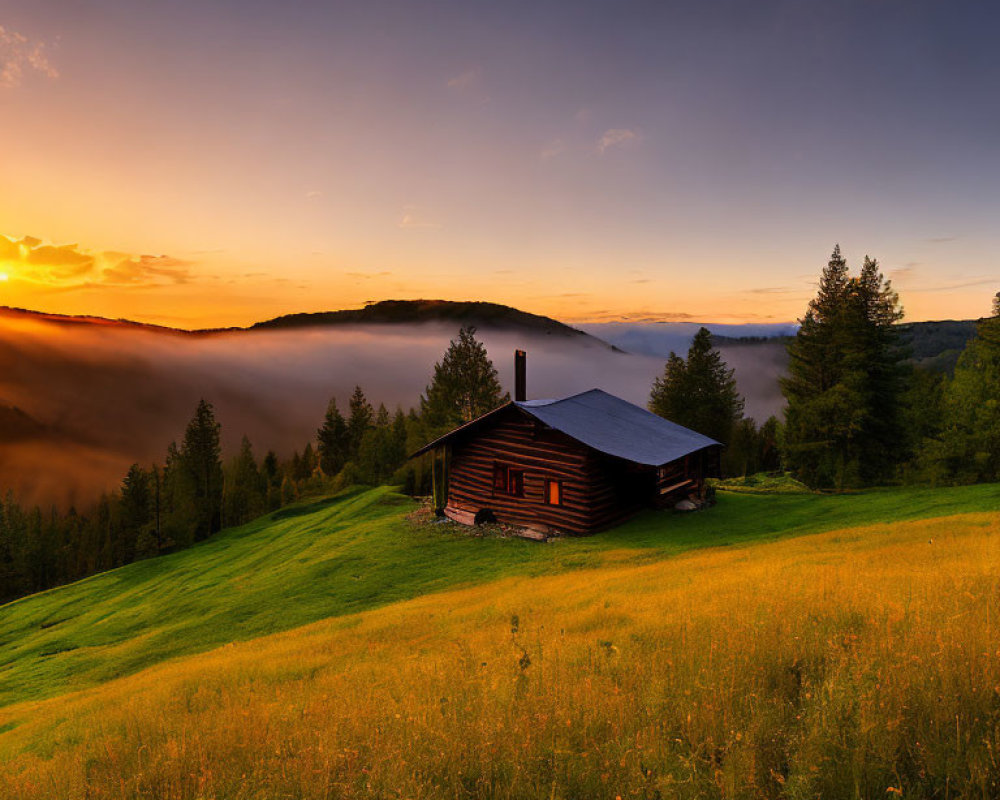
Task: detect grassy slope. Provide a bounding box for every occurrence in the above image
[1,483,998,708]
[3,510,999,799]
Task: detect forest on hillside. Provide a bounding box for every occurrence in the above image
[2,250,999,604]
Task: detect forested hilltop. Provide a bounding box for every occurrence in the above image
[250,299,601,339]
[712,318,981,374]
[0,300,597,338]
[3,260,999,603]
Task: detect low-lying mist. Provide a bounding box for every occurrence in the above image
[0,314,787,507]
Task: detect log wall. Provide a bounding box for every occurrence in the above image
[444,407,715,535]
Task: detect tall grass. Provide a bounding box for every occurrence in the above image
[4,483,998,709]
[3,512,999,798]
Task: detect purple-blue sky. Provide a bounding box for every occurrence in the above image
[1,0,998,326]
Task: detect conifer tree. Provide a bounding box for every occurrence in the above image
[648,352,687,423]
[347,386,374,457]
[261,450,282,510]
[649,328,744,445]
[929,291,1000,482]
[119,464,151,562]
[317,397,350,476]
[223,436,266,526]
[782,246,905,488]
[0,493,26,601]
[300,443,317,480]
[179,399,223,540]
[421,326,507,430]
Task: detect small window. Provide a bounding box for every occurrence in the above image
[544,479,562,506]
[493,463,524,497]
[493,464,508,492]
[508,469,524,497]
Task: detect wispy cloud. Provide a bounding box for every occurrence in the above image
[578,310,699,323]
[345,271,392,280]
[0,26,58,88]
[447,66,491,104]
[447,67,482,92]
[397,206,442,230]
[747,287,793,295]
[0,234,194,289]
[927,236,958,244]
[597,128,640,153]
[907,278,996,293]
[305,189,323,199]
[101,254,192,285]
[539,138,566,161]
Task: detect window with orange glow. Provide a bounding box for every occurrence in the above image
[545,479,562,506]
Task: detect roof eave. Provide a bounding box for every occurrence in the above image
[408,401,518,459]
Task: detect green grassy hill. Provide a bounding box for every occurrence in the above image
[2,482,998,709]
[3,484,1000,799]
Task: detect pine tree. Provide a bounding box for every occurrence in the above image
[355,404,393,485]
[757,416,783,473]
[421,326,508,430]
[223,436,266,526]
[0,493,26,601]
[317,397,350,476]
[782,247,905,488]
[648,352,687,422]
[347,386,374,457]
[390,408,408,469]
[929,291,1000,482]
[119,464,151,562]
[300,443,317,480]
[648,328,744,445]
[262,450,282,510]
[179,399,223,540]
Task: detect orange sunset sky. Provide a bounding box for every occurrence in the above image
[2,2,998,329]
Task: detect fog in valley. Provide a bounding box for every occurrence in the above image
[0,313,788,507]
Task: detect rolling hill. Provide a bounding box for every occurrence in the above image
[2,484,998,707]
[0,302,783,508]
[1,484,999,798]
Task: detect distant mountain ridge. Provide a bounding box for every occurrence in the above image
[250,300,596,340]
[0,302,983,370]
[0,300,599,341]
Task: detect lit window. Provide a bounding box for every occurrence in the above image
[545,480,562,506]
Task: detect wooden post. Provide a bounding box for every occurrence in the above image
[431,449,440,515]
[443,444,451,508]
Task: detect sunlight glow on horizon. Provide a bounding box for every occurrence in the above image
[2,2,998,327]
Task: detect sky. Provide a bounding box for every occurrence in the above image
[1,0,998,328]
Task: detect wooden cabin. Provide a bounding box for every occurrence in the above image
[413,386,722,536]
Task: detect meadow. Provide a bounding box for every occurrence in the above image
[1,484,999,797]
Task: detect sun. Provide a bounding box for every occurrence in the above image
[0,273,8,282]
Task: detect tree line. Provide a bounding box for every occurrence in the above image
[0,327,506,603]
[4,261,998,601]
[647,244,1000,492]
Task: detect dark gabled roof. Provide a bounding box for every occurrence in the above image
[411,388,720,466]
[516,389,720,466]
